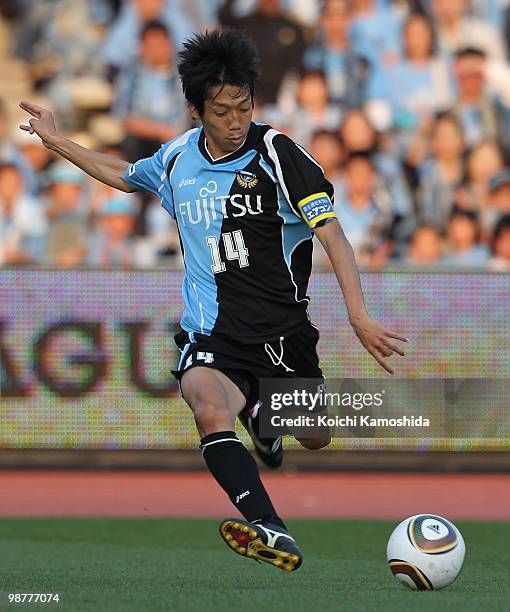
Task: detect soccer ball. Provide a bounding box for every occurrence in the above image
[386,514,465,591]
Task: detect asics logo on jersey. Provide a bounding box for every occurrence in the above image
[199,180,218,198]
[179,177,196,187]
[177,194,263,229]
[236,170,258,189]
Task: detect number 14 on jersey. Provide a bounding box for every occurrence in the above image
[206,230,250,273]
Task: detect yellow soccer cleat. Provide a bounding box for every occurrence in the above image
[219,518,302,572]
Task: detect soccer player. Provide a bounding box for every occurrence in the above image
[19,29,407,572]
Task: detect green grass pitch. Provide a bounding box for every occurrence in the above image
[0,518,508,611]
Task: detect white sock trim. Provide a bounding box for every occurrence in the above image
[201,437,242,450]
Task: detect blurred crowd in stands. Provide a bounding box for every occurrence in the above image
[2,0,510,270]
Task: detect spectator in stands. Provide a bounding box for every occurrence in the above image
[219,0,306,105]
[456,140,504,224]
[102,0,193,80]
[484,169,510,239]
[304,0,369,108]
[113,21,189,162]
[0,162,47,265]
[448,48,510,150]
[179,0,224,31]
[443,208,490,266]
[416,112,466,229]
[16,129,53,196]
[350,0,402,70]
[339,109,414,224]
[309,130,344,182]
[406,225,444,267]
[333,153,399,267]
[430,0,505,60]
[470,0,505,32]
[142,194,182,267]
[368,13,451,146]
[280,70,342,147]
[489,214,510,270]
[44,162,89,267]
[0,102,25,169]
[14,1,106,123]
[86,195,142,267]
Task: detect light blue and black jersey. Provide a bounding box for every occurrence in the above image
[124,122,336,343]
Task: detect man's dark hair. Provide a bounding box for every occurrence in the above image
[449,207,481,241]
[140,20,170,40]
[454,47,487,61]
[178,29,259,115]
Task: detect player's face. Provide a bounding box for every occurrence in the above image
[197,84,253,158]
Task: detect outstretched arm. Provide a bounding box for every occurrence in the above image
[314,219,408,374]
[19,100,136,193]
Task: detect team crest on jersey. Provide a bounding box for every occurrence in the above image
[236,170,258,189]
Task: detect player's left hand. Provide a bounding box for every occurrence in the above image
[350,314,408,375]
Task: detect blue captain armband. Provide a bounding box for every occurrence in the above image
[297,192,336,229]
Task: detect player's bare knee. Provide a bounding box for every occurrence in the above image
[192,400,233,432]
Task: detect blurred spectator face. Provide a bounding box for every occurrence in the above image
[404,15,434,60]
[298,72,329,111]
[432,116,465,159]
[467,141,503,184]
[432,0,467,22]
[0,165,23,204]
[141,28,173,68]
[309,132,343,177]
[409,226,442,264]
[102,213,136,241]
[48,181,83,211]
[134,0,164,20]
[490,184,510,214]
[258,0,281,15]
[352,0,374,12]
[345,156,375,200]
[322,0,351,38]
[21,143,51,172]
[494,228,510,260]
[454,54,486,100]
[448,212,478,250]
[340,111,376,152]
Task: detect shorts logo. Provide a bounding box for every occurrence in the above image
[236,170,258,189]
[197,351,214,364]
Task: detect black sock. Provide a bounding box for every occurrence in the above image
[200,431,286,529]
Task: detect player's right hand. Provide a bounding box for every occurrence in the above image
[18,100,58,147]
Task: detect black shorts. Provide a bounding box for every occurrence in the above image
[172,322,323,410]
